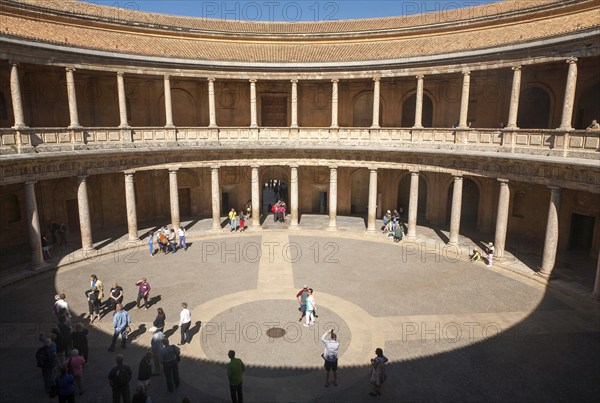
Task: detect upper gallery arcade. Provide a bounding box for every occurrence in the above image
[0,0,599,293]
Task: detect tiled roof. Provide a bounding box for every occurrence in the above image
[0,0,598,63]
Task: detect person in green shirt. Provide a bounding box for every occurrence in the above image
[227,350,245,403]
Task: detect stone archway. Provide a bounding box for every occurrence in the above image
[352,91,383,127]
[402,93,434,127]
[517,86,552,128]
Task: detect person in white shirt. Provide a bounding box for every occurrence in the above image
[321,329,340,387]
[304,288,316,327]
[177,227,187,251]
[178,302,192,345]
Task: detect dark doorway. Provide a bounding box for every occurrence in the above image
[261,95,287,126]
[568,213,595,253]
[66,199,79,234]
[517,87,551,128]
[178,188,191,217]
[221,192,229,215]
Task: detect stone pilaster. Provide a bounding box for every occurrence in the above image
[9,62,26,129]
[448,175,463,246]
[164,75,174,128]
[169,168,180,230]
[413,75,425,128]
[540,186,562,277]
[330,79,339,129]
[77,175,93,251]
[211,166,221,230]
[506,66,522,129]
[458,70,470,129]
[65,67,81,128]
[117,72,129,128]
[406,171,420,238]
[124,172,138,241]
[250,79,257,128]
[328,165,338,230]
[251,165,261,228]
[371,76,380,128]
[494,179,510,258]
[558,57,578,131]
[290,164,299,229]
[208,78,217,128]
[290,79,298,128]
[367,168,378,233]
[24,181,44,268]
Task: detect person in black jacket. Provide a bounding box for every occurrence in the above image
[108,354,132,403]
[137,352,153,389]
[153,308,166,333]
[71,323,89,363]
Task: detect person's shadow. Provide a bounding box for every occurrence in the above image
[123,301,137,311]
[187,321,202,343]
[147,295,162,309]
[164,324,178,339]
[128,324,146,342]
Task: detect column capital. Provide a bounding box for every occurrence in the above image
[497,178,510,184]
[373,75,381,82]
[210,164,221,170]
[249,79,257,83]
[77,174,89,181]
[25,180,37,186]
[290,79,298,84]
[410,170,420,175]
[331,78,339,83]
[207,77,215,82]
[329,164,338,170]
[251,163,260,169]
[462,69,470,76]
[452,173,463,179]
[164,74,171,80]
[8,60,20,66]
[511,65,522,71]
[124,169,136,175]
[65,67,76,73]
[566,56,578,64]
[168,167,180,174]
[289,163,299,169]
[368,166,378,172]
[548,185,562,192]
[416,74,425,80]
[117,71,125,77]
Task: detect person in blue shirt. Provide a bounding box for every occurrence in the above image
[108,304,131,352]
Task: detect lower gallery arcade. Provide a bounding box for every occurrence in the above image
[3,160,600,292]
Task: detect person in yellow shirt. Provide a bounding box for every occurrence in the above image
[228,208,238,232]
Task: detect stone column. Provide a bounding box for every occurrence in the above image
[169,168,180,230]
[211,166,221,230]
[77,175,93,251]
[448,175,463,246]
[413,75,424,128]
[124,172,138,241]
[290,79,298,128]
[494,179,510,258]
[593,253,600,298]
[371,76,381,128]
[406,171,420,238]
[251,165,261,228]
[164,75,174,127]
[558,57,578,131]
[24,181,44,268]
[540,186,562,277]
[290,164,299,228]
[367,168,378,233]
[330,79,339,128]
[458,70,470,129]
[506,66,522,129]
[250,79,258,128]
[328,165,338,230]
[117,72,129,128]
[208,78,217,128]
[65,67,81,128]
[9,62,26,129]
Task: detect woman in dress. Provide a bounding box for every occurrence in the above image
[369,348,389,396]
[153,307,166,333]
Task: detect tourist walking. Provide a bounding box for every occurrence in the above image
[321,329,340,387]
[296,285,309,322]
[85,285,101,322]
[369,348,388,396]
[109,282,124,312]
[90,274,104,308]
[109,304,131,352]
[177,226,187,251]
[147,232,154,257]
[36,336,56,393]
[227,350,245,403]
[135,278,151,310]
[137,352,153,389]
[158,339,181,392]
[64,348,85,395]
[131,384,152,403]
[150,328,165,376]
[178,303,192,345]
[486,242,495,268]
[238,210,246,232]
[55,365,76,403]
[153,307,166,333]
[108,354,133,403]
[304,288,316,327]
[229,208,238,231]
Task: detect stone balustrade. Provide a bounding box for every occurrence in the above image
[1,127,598,160]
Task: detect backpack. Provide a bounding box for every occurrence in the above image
[36,346,50,368]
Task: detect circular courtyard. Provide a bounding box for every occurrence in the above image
[0,230,599,402]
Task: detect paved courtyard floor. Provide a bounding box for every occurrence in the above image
[1,217,599,402]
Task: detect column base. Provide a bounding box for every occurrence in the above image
[165,124,176,129]
[370,125,380,129]
[208,124,218,129]
[447,241,459,247]
[289,224,301,230]
[536,270,551,278]
[211,226,223,232]
[405,234,417,240]
[326,225,338,231]
[557,126,573,131]
[365,229,378,235]
[12,124,29,130]
[128,235,139,242]
[250,224,263,230]
[68,125,83,130]
[31,261,50,271]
